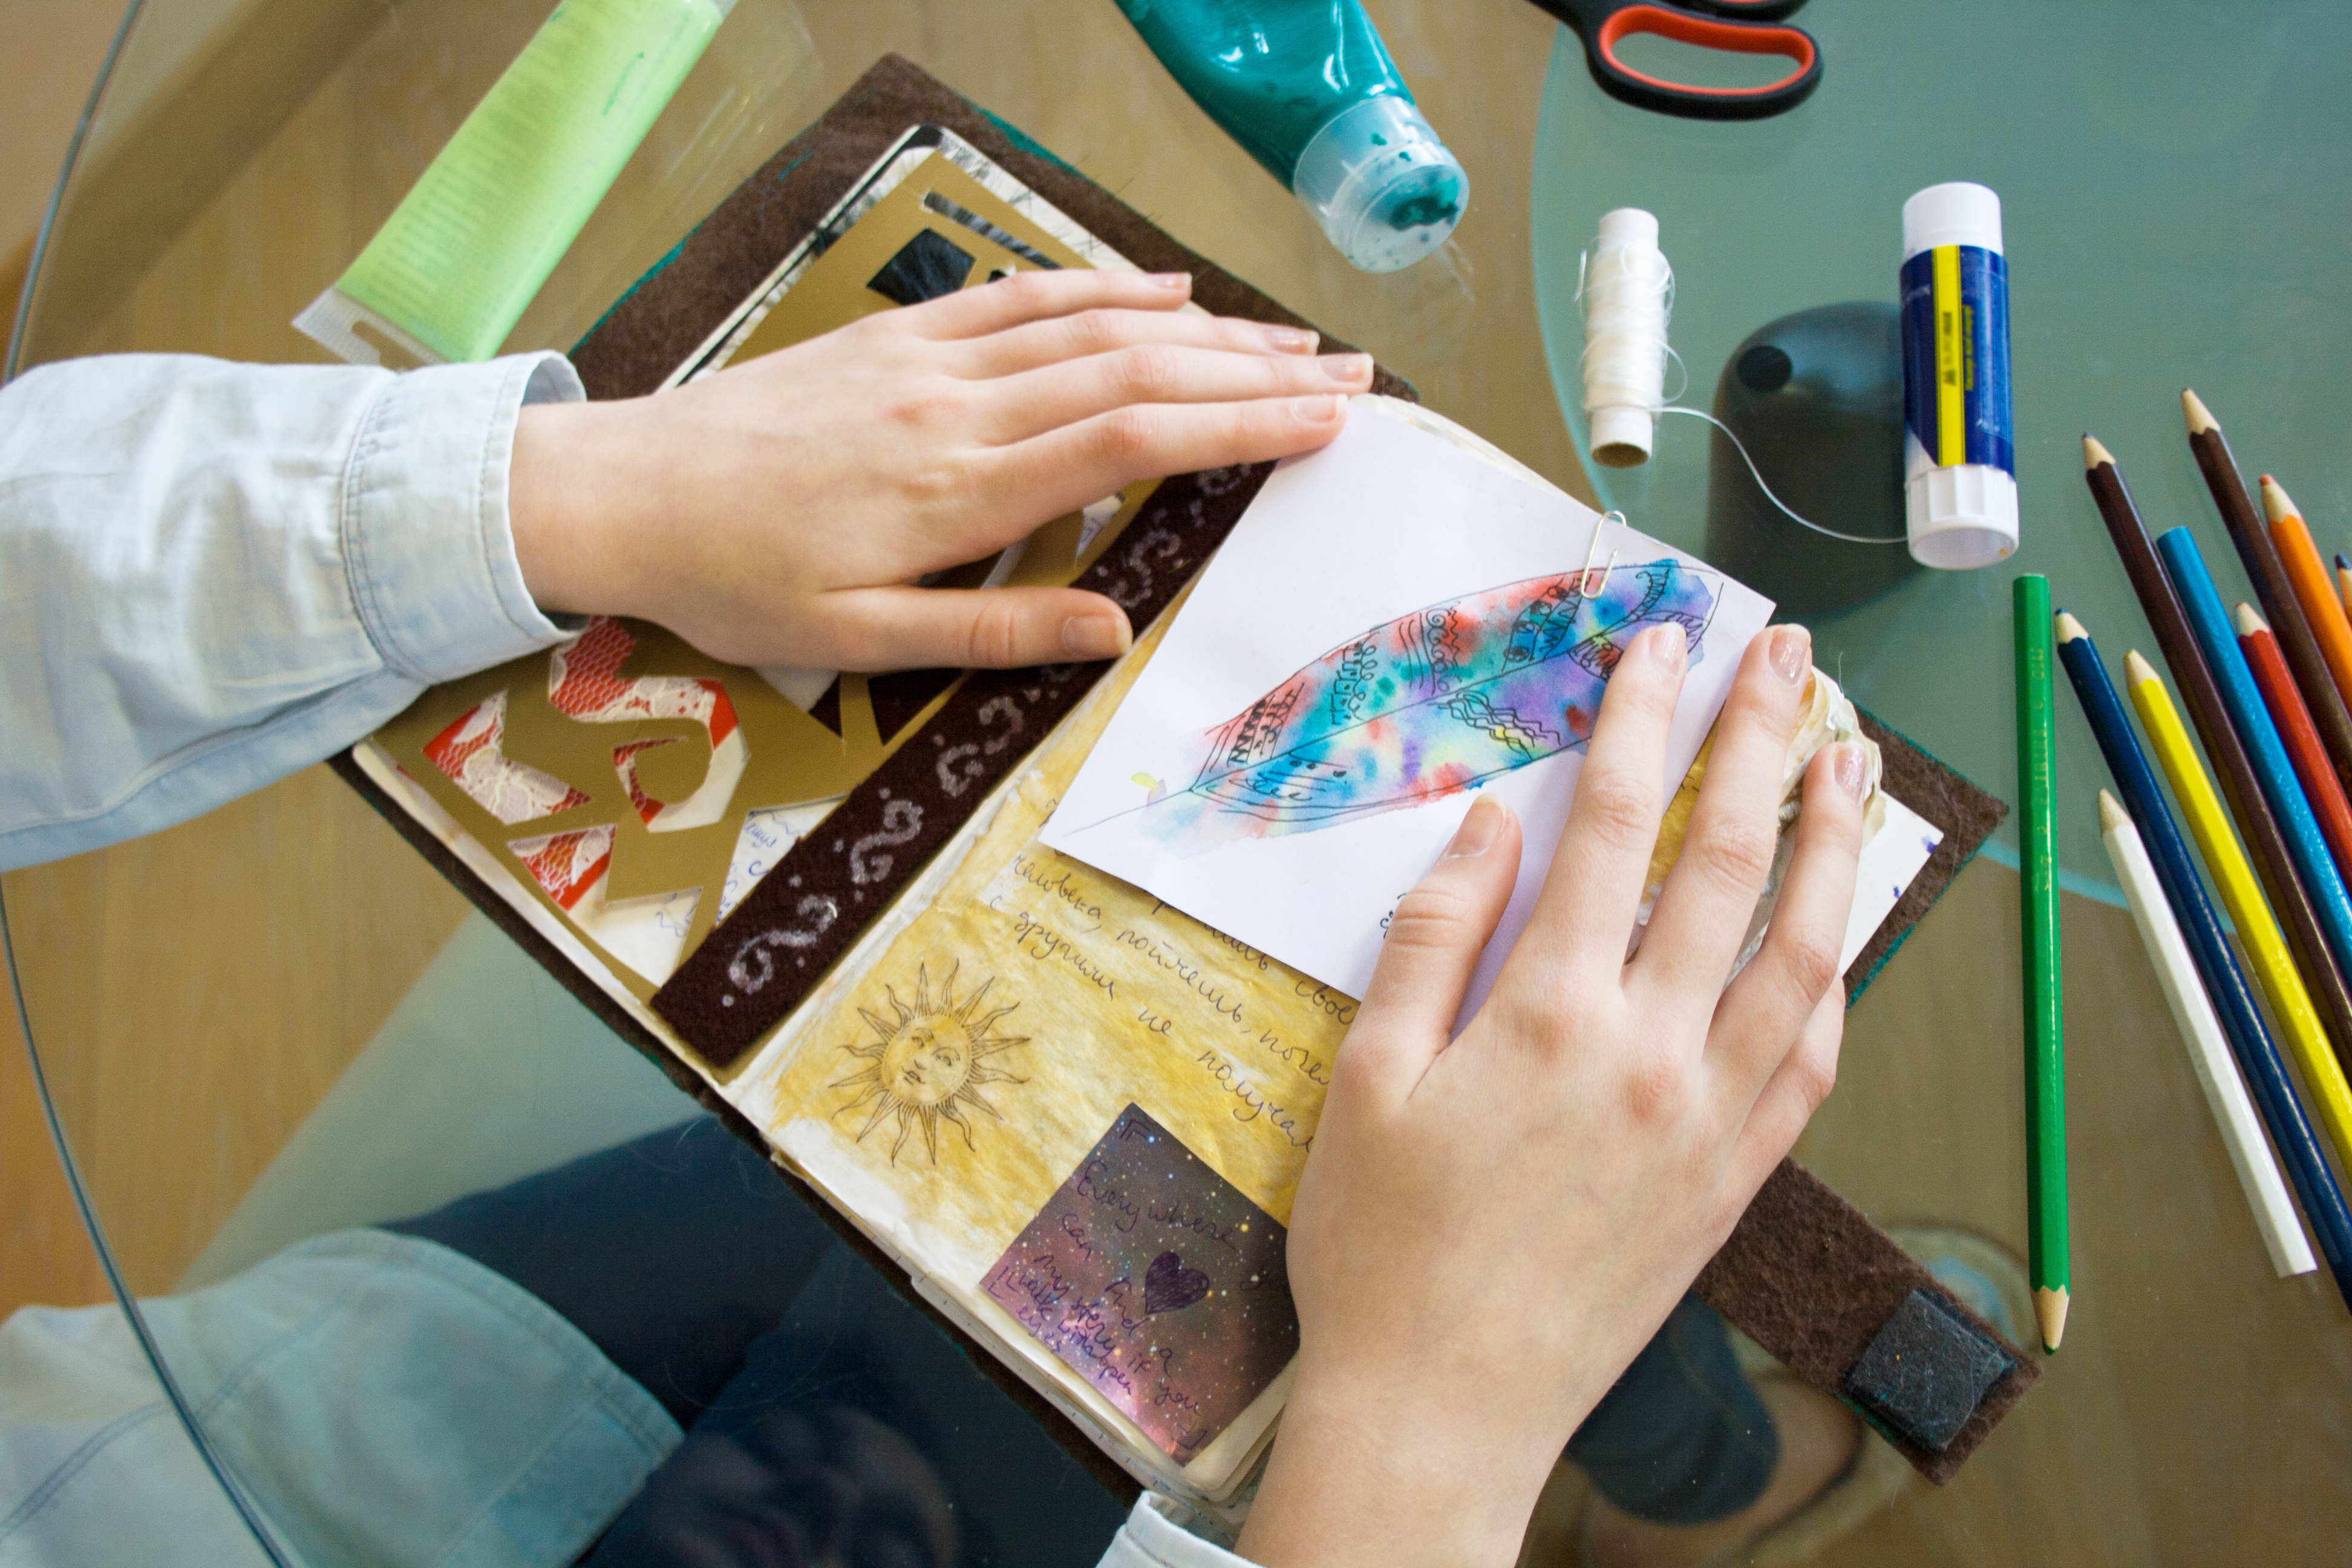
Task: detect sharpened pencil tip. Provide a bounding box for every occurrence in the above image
[2338,553,2350,573]
[2236,601,2269,637]
[2261,474,2300,526]
[2125,648,2159,686]
[2054,610,2088,643]
[2082,434,2116,470]
[2182,388,2217,435]
[2036,1287,2069,1354]
[2099,789,2129,834]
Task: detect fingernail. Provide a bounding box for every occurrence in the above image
[1062,615,1131,659]
[1318,352,1373,384]
[1769,624,1811,685]
[1291,394,1345,422]
[1263,324,1318,353]
[1444,795,1506,858]
[1645,622,1687,670]
[1150,272,1192,291]
[1834,742,1871,801]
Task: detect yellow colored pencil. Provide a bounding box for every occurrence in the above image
[2128,650,2352,1169]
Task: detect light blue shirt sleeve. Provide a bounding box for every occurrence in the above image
[0,1229,680,1567]
[1097,1494,1258,1567]
[0,351,581,872]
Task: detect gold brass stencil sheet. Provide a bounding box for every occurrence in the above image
[364,148,1152,1014]
[719,153,1085,364]
[371,621,852,1001]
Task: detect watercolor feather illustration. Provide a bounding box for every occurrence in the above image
[1111,559,1723,852]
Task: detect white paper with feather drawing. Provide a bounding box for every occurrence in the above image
[1042,396,1775,1021]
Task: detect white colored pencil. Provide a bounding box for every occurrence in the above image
[2100,790,2316,1277]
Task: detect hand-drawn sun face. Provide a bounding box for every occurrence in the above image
[833,962,1028,1165]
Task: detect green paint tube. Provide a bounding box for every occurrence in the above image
[296,0,733,366]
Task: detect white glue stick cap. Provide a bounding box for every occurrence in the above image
[1903,181,2003,260]
[1907,460,2019,568]
[1293,96,1468,273]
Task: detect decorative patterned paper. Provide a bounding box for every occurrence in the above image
[728,604,1346,1488]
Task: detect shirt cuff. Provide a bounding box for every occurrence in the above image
[1097,1494,1255,1568]
[339,351,584,682]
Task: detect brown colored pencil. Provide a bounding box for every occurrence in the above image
[2184,391,2352,794]
[2083,434,2352,1057]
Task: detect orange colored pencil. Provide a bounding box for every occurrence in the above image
[2336,551,2352,627]
[2264,476,2352,716]
[2239,601,2352,888]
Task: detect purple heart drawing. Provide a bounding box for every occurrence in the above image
[1144,1250,1211,1315]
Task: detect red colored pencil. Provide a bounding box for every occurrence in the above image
[2239,601,2352,889]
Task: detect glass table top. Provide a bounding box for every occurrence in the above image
[8,0,2352,1563]
[1533,0,2352,895]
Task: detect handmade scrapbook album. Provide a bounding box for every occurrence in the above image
[333,55,2034,1506]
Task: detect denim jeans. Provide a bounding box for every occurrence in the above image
[385,1118,1778,1562]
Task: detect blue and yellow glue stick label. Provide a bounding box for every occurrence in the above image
[1900,244,2012,478]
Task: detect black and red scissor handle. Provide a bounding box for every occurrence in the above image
[1530,0,1821,121]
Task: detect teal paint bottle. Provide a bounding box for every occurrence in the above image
[1114,0,1468,272]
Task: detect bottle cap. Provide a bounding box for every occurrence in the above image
[1903,182,2003,259]
[1906,460,2019,569]
[1292,96,1467,273]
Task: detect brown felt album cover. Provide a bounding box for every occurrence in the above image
[333,54,2033,1507]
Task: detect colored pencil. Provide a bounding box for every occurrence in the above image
[2237,602,2352,887]
[2336,552,2352,629]
[2014,575,2066,1353]
[2062,612,2336,1279]
[2156,527,2352,998]
[2262,475,2352,716]
[2082,436,2352,1057]
[2183,390,2352,794]
[2060,611,2352,1299]
[2097,789,2315,1279]
[2125,649,2352,1175]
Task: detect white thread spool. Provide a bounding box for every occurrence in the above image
[1580,207,1672,469]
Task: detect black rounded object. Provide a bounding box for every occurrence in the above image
[1704,302,1918,616]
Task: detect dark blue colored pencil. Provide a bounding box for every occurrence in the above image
[2056,611,2352,1302]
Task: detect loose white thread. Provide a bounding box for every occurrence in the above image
[1659,407,1906,546]
[1576,207,1904,546]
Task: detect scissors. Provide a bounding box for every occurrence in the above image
[1526,0,1821,121]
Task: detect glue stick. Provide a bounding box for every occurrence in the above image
[1899,182,2016,569]
[295,0,733,367]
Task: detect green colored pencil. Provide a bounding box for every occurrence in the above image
[2015,573,2069,1352]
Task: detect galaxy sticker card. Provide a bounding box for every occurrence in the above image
[982,1105,1299,1464]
